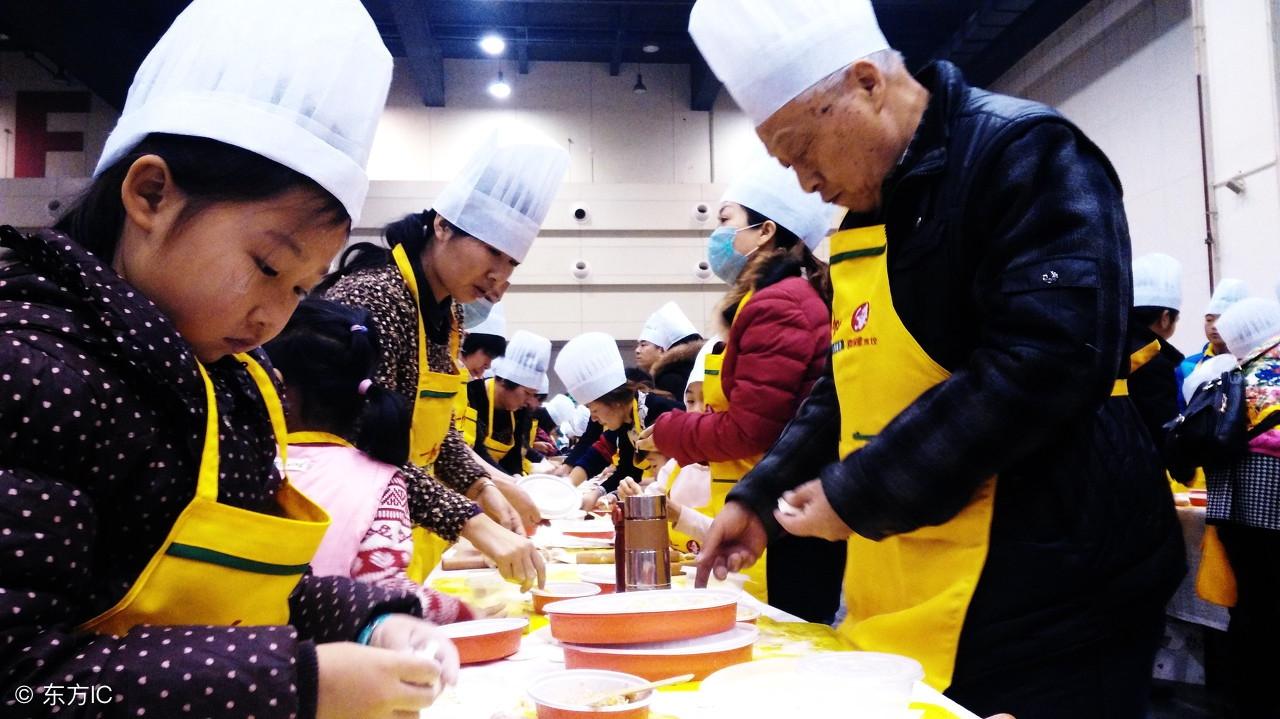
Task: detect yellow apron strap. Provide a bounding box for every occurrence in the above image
[236,353,290,471]
[1130,340,1162,373]
[1111,339,1164,396]
[193,365,222,502]
[286,431,355,449]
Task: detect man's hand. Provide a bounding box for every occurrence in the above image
[774,479,853,541]
[694,502,768,586]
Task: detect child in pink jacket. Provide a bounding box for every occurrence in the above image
[266,298,478,623]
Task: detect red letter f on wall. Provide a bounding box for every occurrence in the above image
[15,91,90,178]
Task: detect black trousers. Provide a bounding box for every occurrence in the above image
[946,608,1166,719]
[1217,522,1280,719]
[765,534,846,624]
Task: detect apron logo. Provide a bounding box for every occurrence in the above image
[852,302,871,332]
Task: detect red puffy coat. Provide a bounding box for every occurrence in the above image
[652,274,829,465]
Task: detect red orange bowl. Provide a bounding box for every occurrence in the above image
[562,624,756,681]
[438,617,528,664]
[533,582,603,614]
[545,590,737,645]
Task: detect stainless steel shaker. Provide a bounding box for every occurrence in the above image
[622,494,671,591]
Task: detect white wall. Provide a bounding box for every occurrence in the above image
[1199,0,1280,309]
[0,53,780,343]
[993,0,1211,352]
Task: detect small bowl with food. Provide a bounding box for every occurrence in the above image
[528,669,654,718]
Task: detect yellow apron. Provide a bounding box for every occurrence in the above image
[829,225,994,691]
[662,463,711,554]
[701,292,768,601]
[391,243,464,583]
[80,355,329,636]
[452,359,471,432]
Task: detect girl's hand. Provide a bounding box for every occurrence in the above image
[315,641,448,719]
[616,477,644,499]
[366,614,461,686]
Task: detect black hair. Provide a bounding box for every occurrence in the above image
[743,206,803,249]
[534,406,556,431]
[498,377,523,392]
[1133,307,1180,328]
[596,384,636,408]
[462,332,507,358]
[314,209,472,295]
[264,298,411,466]
[55,133,347,261]
[625,367,654,388]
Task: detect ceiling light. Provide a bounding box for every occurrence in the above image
[479,34,506,56]
[633,74,647,95]
[488,71,512,99]
[642,43,660,54]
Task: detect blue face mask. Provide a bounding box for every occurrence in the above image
[707,223,763,284]
[462,297,495,330]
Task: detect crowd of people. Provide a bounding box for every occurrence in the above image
[1,0,1275,717]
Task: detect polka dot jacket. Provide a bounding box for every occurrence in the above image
[0,228,423,719]
[324,263,488,538]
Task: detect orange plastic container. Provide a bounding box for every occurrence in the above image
[578,567,617,594]
[562,624,756,681]
[545,590,736,645]
[533,582,602,614]
[438,617,528,664]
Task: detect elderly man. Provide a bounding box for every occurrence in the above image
[689,1,1185,717]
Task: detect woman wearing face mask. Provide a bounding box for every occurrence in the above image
[320,124,568,590]
[636,156,846,620]
[555,333,683,507]
[0,2,464,717]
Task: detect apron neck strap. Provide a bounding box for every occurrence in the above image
[286,431,355,449]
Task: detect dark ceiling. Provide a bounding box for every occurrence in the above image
[0,0,1091,112]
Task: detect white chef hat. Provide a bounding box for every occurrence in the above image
[723,156,834,251]
[567,405,592,438]
[538,373,550,396]
[94,0,391,224]
[638,302,700,350]
[686,337,719,394]
[491,330,551,390]
[1205,279,1250,316]
[555,332,627,404]
[545,394,577,428]
[1216,298,1280,361]
[467,301,507,339]
[433,122,570,263]
[689,0,889,126]
[1131,253,1182,310]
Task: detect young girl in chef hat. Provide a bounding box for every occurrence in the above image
[0,1,459,716]
[554,332,683,509]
